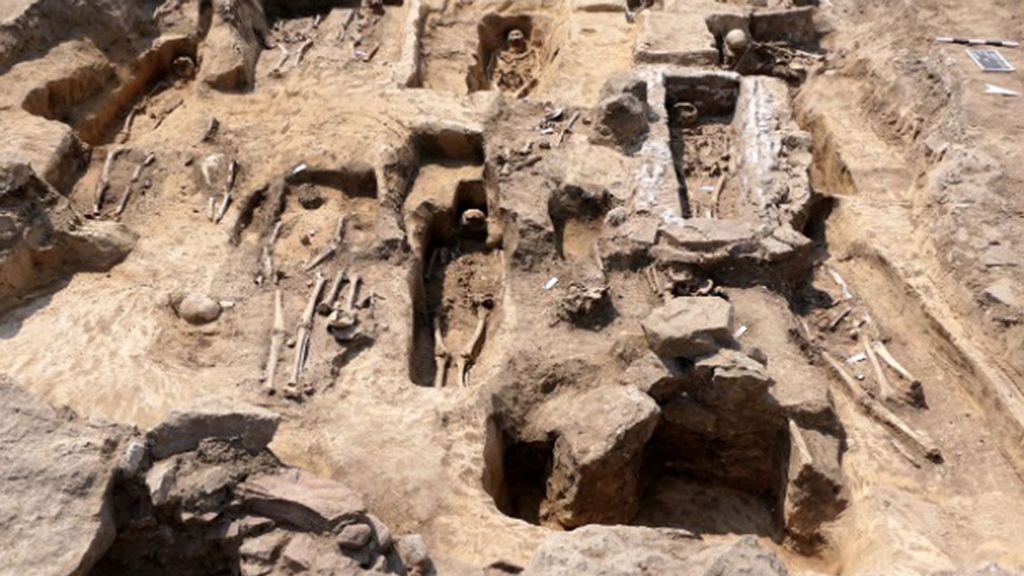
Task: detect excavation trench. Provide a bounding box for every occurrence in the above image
[635,403,787,537]
[795,99,1024,479]
[482,372,793,538]
[282,165,381,255]
[416,7,562,97]
[22,36,198,146]
[404,132,505,389]
[705,6,820,64]
[665,73,740,219]
[548,184,612,262]
[481,56,848,542]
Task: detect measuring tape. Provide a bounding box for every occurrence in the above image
[936,37,1020,48]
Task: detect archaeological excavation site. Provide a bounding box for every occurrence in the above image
[4,0,1024,574]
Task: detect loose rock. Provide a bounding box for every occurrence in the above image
[642,296,735,359]
[148,396,280,459]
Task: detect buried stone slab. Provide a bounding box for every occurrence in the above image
[96,425,412,575]
[636,347,790,536]
[524,385,661,529]
[237,468,367,532]
[593,74,651,154]
[690,348,774,408]
[1,162,135,313]
[705,536,790,576]
[0,377,127,576]
[642,296,735,359]
[651,219,814,282]
[619,350,687,402]
[3,113,89,194]
[639,346,847,541]
[200,0,269,91]
[783,421,846,548]
[649,348,788,497]
[524,525,734,576]
[524,529,791,575]
[148,397,280,460]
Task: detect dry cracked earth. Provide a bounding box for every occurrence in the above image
[2,0,1024,575]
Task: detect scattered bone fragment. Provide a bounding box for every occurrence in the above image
[215,192,232,224]
[326,274,363,345]
[272,44,291,76]
[862,333,897,401]
[305,217,346,272]
[200,154,221,188]
[344,275,361,313]
[151,98,182,130]
[828,307,851,331]
[890,438,923,469]
[215,160,239,224]
[433,316,449,389]
[202,117,220,142]
[114,186,133,218]
[118,106,139,144]
[558,112,582,147]
[872,341,927,408]
[94,146,127,215]
[356,44,379,62]
[711,173,726,218]
[558,283,611,326]
[288,273,327,397]
[872,341,920,385]
[339,10,357,42]
[823,352,942,463]
[258,220,285,286]
[318,269,346,316]
[653,268,671,302]
[226,159,238,190]
[643,267,660,295]
[456,307,490,388]
[828,268,854,300]
[265,289,286,395]
[115,153,156,219]
[296,39,313,65]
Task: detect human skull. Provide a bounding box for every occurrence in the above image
[724,29,750,54]
[460,208,487,229]
[507,29,527,52]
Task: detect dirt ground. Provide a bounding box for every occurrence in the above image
[3,0,1024,574]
